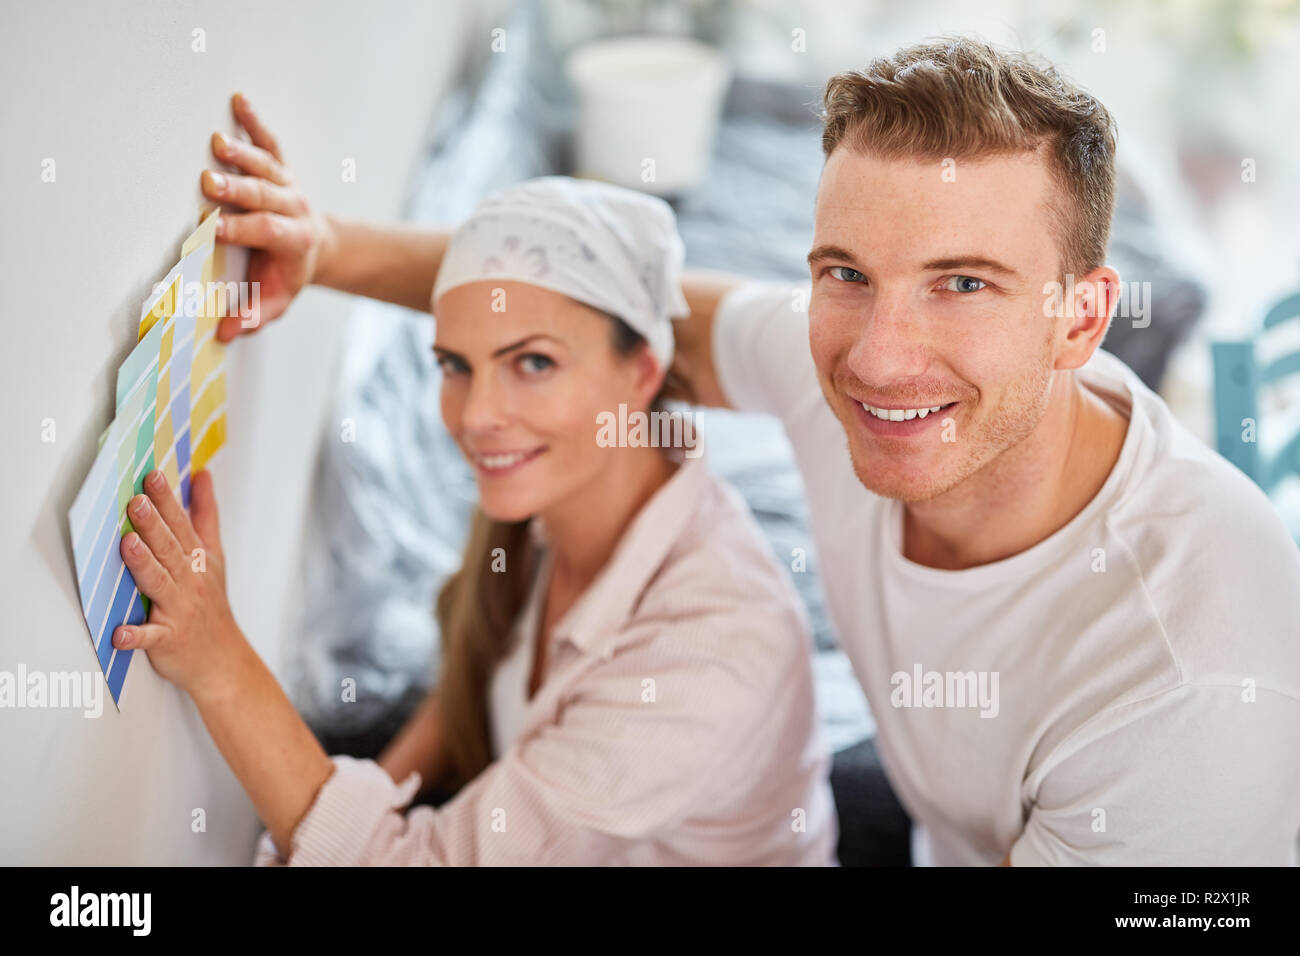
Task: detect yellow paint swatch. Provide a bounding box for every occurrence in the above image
[191,413,226,474]
[190,309,227,473]
[135,205,232,489]
[139,274,179,340]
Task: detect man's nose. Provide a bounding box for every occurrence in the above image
[844,291,931,387]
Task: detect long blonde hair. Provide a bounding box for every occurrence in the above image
[433,313,693,790]
[434,512,535,789]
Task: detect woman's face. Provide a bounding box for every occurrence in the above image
[433,280,659,523]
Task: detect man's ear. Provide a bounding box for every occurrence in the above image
[1054,265,1120,371]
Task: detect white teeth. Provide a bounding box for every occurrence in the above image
[860,402,948,421]
[477,451,533,469]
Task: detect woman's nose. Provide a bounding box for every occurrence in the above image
[457,374,512,433]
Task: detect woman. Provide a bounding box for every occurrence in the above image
[114,96,835,865]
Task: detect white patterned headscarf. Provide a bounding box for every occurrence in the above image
[431,176,690,370]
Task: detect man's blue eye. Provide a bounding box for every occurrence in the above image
[829,266,866,283]
[944,275,986,293]
[519,353,555,374]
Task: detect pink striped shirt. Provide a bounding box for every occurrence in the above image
[253,446,837,865]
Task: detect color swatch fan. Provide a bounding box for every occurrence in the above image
[67,209,246,708]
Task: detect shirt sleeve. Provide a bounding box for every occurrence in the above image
[712,280,821,421]
[251,762,424,866]
[1009,683,1300,866]
[251,615,787,866]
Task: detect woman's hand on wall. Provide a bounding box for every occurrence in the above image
[202,92,337,343]
[112,469,250,702]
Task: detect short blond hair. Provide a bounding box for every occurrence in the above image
[820,37,1117,276]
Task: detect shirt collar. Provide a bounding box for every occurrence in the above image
[529,443,709,659]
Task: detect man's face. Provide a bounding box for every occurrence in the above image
[808,147,1066,502]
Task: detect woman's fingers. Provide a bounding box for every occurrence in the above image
[126,489,190,581]
[112,622,171,652]
[202,169,306,218]
[211,130,292,186]
[144,470,203,555]
[216,210,312,256]
[197,95,321,344]
[216,308,265,342]
[120,531,179,605]
[231,92,283,162]
[188,470,225,561]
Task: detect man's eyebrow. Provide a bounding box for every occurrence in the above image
[921,255,1021,279]
[806,244,859,266]
[805,246,1022,280]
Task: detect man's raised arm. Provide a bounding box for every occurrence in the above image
[667,268,743,410]
[208,92,748,409]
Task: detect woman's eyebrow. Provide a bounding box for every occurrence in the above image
[433,334,565,360]
[490,334,563,358]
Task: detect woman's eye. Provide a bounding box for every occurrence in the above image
[943,275,986,293]
[434,354,468,375]
[518,353,555,375]
[829,266,866,284]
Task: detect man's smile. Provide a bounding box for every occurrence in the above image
[851,398,959,437]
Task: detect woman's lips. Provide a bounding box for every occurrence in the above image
[469,446,547,476]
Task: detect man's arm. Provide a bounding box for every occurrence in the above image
[311,233,747,410]
[1007,683,1300,865]
[666,268,743,410]
[312,216,450,313]
[310,230,747,414]
[209,94,750,405]
[311,216,746,414]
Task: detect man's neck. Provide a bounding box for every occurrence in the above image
[902,372,1129,570]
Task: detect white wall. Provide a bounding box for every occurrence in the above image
[0,0,478,864]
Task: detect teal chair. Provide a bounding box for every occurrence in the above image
[1212,290,1300,541]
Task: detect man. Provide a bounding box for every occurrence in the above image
[207,39,1299,865]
